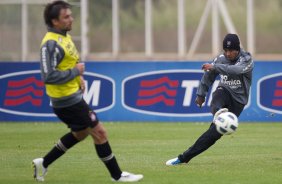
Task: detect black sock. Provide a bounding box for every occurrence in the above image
[95,142,122,180]
[180,123,222,163]
[43,132,79,168]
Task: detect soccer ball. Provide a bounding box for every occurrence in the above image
[214,112,239,135]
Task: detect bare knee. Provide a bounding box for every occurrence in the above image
[89,123,108,144]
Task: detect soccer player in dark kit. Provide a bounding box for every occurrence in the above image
[32,1,143,182]
[166,33,254,165]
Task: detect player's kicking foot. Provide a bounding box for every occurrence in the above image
[32,158,47,182]
[112,171,143,182]
[165,157,183,166]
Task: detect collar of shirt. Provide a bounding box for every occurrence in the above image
[47,27,67,36]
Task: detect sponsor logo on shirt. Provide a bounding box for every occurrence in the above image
[220,74,241,89]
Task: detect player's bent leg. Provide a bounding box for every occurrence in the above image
[90,123,143,182]
[167,124,222,166]
[182,124,222,161]
[90,123,122,180]
[32,132,81,181]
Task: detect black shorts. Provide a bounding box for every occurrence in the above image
[53,99,99,132]
[210,86,244,117]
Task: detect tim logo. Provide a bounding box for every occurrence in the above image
[83,72,115,112]
[258,73,282,114]
[122,70,219,117]
[0,71,49,116]
[0,71,114,117]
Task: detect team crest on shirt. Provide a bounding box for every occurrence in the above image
[58,37,63,43]
[89,111,97,121]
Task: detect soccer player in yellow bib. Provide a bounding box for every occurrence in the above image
[32,1,143,182]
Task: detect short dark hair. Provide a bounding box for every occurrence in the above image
[44,0,71,27]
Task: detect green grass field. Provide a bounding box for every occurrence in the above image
[1,122,282,184]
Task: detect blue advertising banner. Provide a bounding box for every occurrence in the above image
[0,61,281,122]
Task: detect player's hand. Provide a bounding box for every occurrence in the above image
[195,95,205,108]
[76,63,85,75]
[80,76,85,93]
[201,63,214,72]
